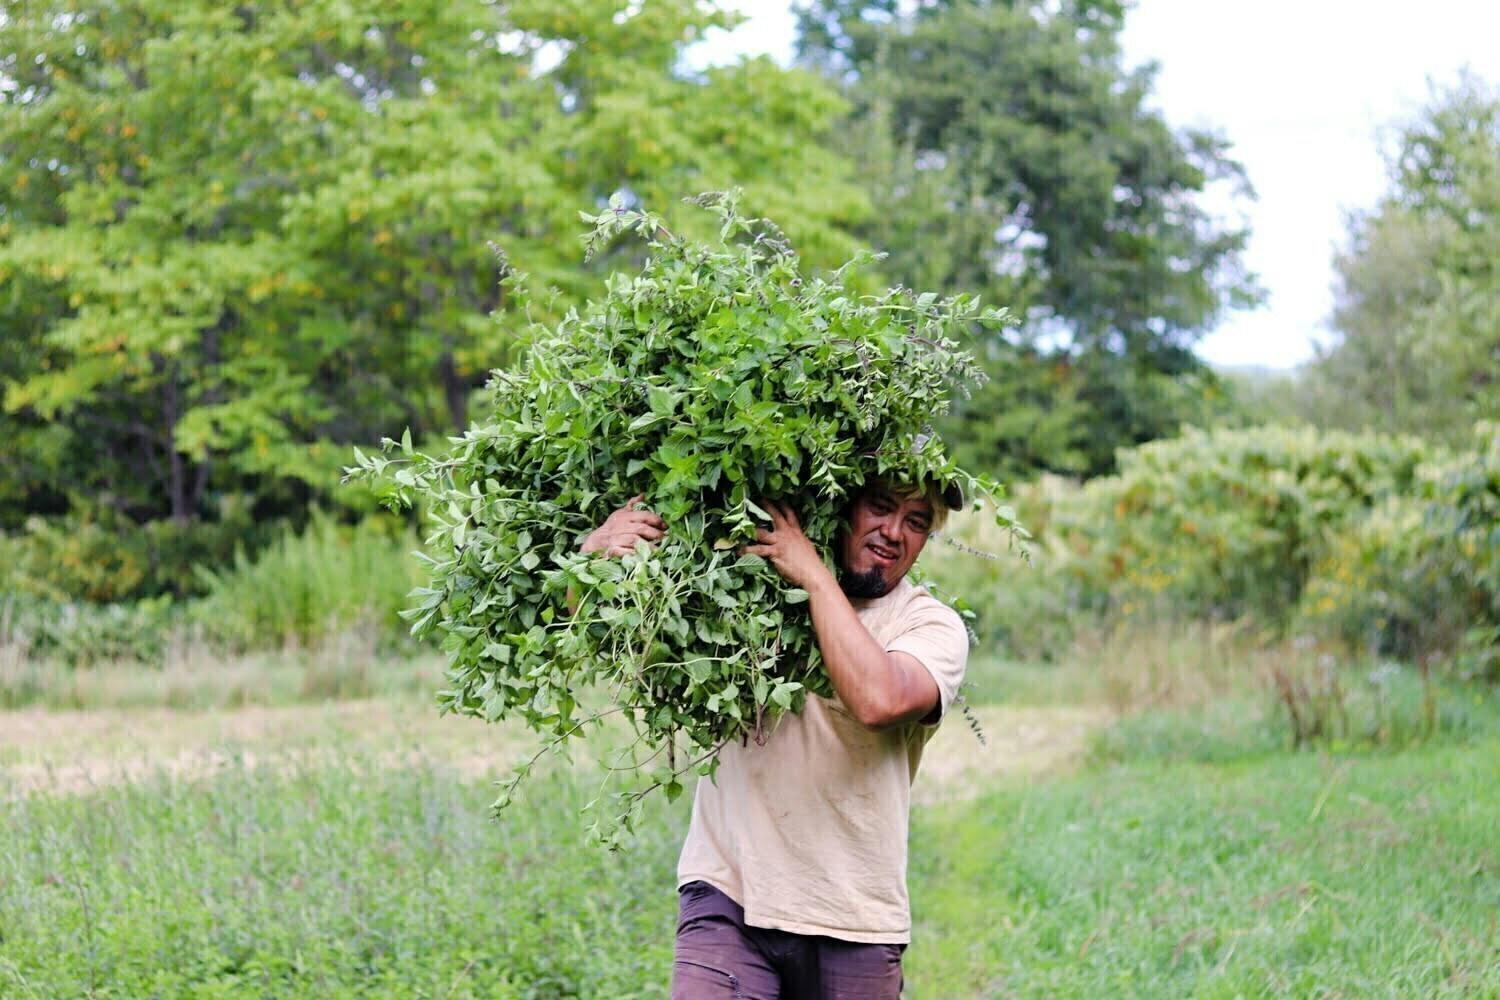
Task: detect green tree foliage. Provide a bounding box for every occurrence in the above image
[0,1,867,535]
[1306,75,1500,441]
[794,0,1260,475]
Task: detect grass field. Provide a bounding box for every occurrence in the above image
[3,646,1498,998]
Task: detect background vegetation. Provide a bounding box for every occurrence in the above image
[1,1,1496,996]
[3,3,1492,664]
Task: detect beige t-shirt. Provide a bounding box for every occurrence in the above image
[676,577,969,944]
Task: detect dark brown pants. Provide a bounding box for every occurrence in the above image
[670,881,905,999]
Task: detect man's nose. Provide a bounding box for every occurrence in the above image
[878,515,902,541]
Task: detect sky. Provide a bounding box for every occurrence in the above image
[684,1,1499,370]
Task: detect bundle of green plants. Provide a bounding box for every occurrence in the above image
[349,192,1022,842]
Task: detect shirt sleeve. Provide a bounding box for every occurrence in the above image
[884,593,969,724]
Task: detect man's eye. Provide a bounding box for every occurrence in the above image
[908,518,930,533]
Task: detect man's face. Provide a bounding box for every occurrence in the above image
[837,485,936,599]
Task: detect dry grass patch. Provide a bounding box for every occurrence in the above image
[915,704,1111,806]
[3,698,1112,803]
[0,699,524,797]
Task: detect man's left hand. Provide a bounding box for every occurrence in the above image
[741,500,835,594]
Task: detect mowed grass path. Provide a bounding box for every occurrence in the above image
[2,697,1496,998]
[910,744,1499,998]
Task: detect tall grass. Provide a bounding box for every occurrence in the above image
[191,512,424,652]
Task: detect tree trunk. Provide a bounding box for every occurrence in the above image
[163,366,190,524]
[188,314,227,514]
[439,351,467,431]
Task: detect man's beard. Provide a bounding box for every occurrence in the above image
[839,566,892,599]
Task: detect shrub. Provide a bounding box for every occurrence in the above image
[1,498,274,603]
[926,426,1497,674]
[1,593,178,667]
[1045,425,1438,623]
[1298,497,1437,656]
[1300,423,1499,677]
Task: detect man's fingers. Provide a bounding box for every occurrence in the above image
[607,509,664,532]
[741,543,772,558]
[762,500,800,530]
[617,528,662,547]
[754,527,774,543]
[607,539,656,557]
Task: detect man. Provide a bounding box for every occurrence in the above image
[581,480,968,999]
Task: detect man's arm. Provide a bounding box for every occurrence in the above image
[743,501,939,730]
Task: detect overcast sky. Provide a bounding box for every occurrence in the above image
[685,1,1499,370]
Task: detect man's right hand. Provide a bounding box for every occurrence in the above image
[580,495,666,557]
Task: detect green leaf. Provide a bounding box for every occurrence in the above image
[628,412,669,432]
[743,499,772,523]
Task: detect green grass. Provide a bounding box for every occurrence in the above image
[4,735,1496,997]
[1,759,682,999]
[909,741,1500,998]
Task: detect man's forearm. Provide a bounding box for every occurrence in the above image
[805,571,934,729]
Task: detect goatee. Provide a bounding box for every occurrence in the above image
[839,567,892,599]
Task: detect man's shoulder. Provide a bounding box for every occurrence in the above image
[861,578,967,646]
[893,577,962,619]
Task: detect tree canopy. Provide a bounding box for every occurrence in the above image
[794,0,1260,475]
[1305,75,1500,441]
[0,0,867,529]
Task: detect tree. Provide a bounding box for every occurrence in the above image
[794,0,1260,475]
[1308,74,1500,441]
[0,0,868,531]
